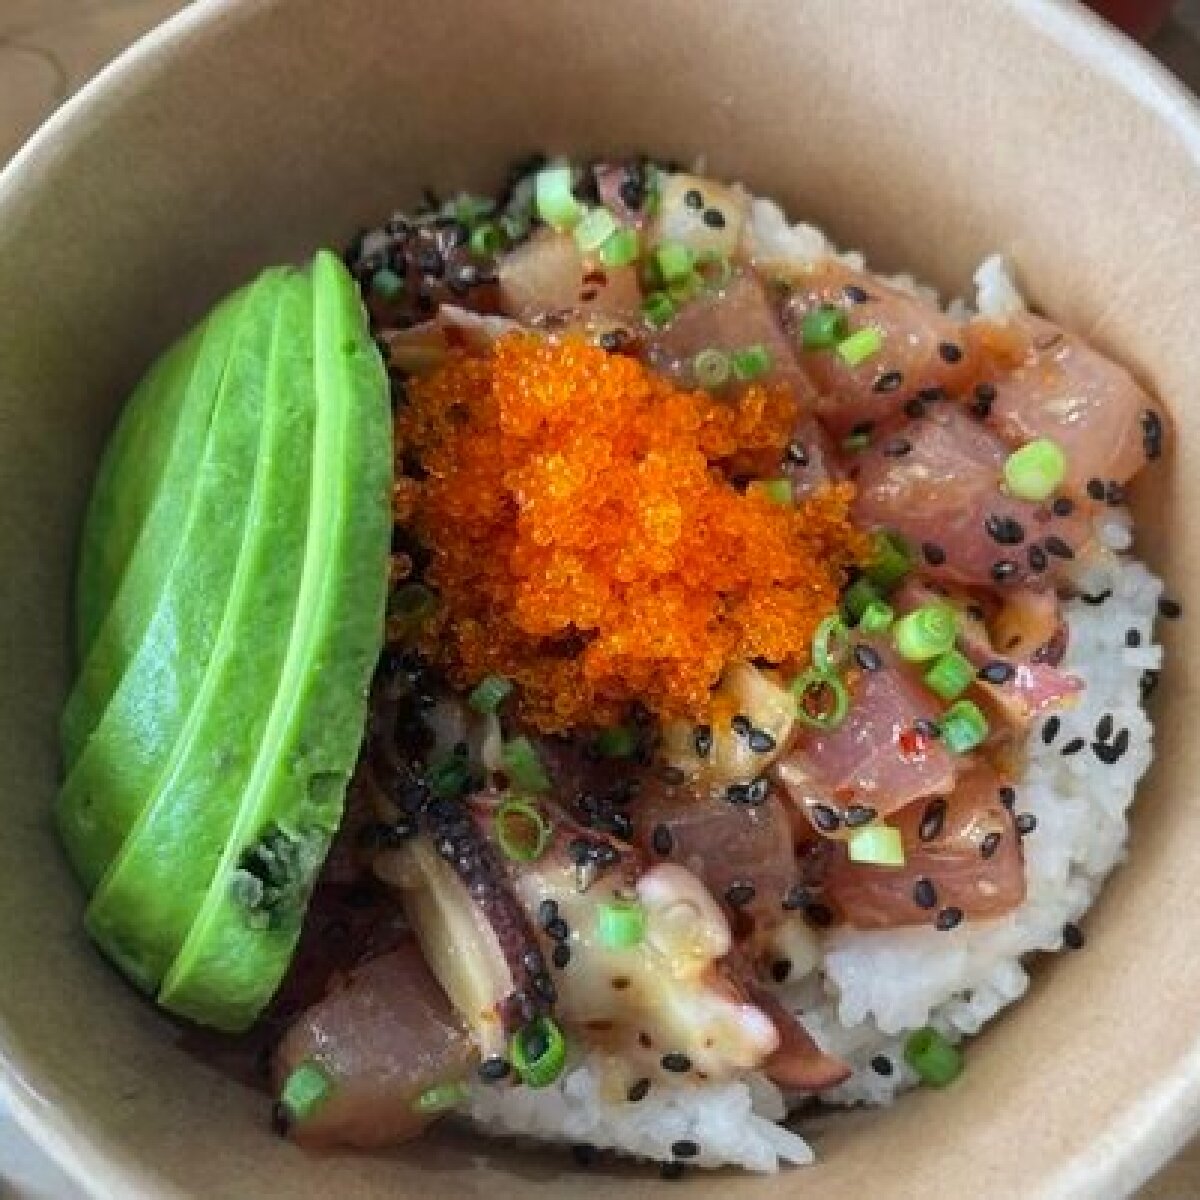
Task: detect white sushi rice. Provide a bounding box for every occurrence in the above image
[461,196,1163,1172]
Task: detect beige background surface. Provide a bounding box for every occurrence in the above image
[0,1,1198,1196]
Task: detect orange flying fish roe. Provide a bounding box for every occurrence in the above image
[396,333,864,731]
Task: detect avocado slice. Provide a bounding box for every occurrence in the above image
[159,250,391,1030]
[62,294,246,768]
[55,268,289,893]
[84,270,319,993]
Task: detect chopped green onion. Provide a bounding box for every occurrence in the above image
[642,291,676,329]
[842,431,871,452]
[801,305,849,350]
[903,1027,963,1087]
[654,240,695,284]
[790,668,850,730]
[842,578,882,623]
[510,1017,567,1089]
[597,898,647,949]
[453,193,496,225]
[494,797,552,862]
[859,600,896,633]
[370,267,405,300]
[812,614,850,673]
[280,1062,332,1122]
[864,530,913,591]
[731,344,772,381]
[501,736,550,792]
[595,725,638,759]
[413,1081,469,1114]
[836,326,885,366]
[695,250,733,291]
[847,824,905,866]
[1003,438,1067,502]
[941,699,989,754]
[893,604,958,662]
[573,207,619,254]
[754,478,794,506]
[534,166,582,230]
[428,749,472,800]
[600,227,640,268]
[693,348,732,389]
[469,221,505,257]
[667,271,703,304]
[500,212,531,243]
[924,650,975,701]
[469,674,513,714]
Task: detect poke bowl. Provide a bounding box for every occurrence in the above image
[0,1,1198,1198]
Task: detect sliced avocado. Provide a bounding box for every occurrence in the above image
[62,294,246,768]
[72,328,201,664]
[84,270,318,993]
[55,268,289,893]
[159,250,391,1030]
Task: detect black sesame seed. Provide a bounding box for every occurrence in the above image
[936,906,964,931]
[694,723,714,757]
[1041,715,1061,744]
[812,803,842,832]
[971,382,996,417]
[546,917,571,942]
[919,797,947,842]
[1016,813,1038,836]
[571,1143,597,1167]
[731,713,753,736]
[914,717,943,739]
[672,1140,700,1159]
[1105,480,1125,506]
[1125,628,1142,647]
[748,728,778,754]
[627,1077,651,1102]
[922,542,947,566]
[1159,597,1182,619]
[684,188,704,210]
[980,831,1002,859]
[979,660,1016,685]
[1086,478,1106,501]
[1141,669,1160,700]
[771,959,792,983]
[998,785,1017,809]
[850,419,876,439]
[537,898,560,928]
[1082,589,1112,606]
[782,884,809,911]
[844,284,870,303]
[871,1055,895,1077]
[1043,535,1075,560]
[913,877,938,909]
[1027,544,1049,574]
[904,397,928,419]
[854,644,884,672]
[985,513,1025,545]
[844,804,878,828]
[552,943,571,969]
[785,441,810,467]
[882,437,912,458]
[658,765,687,787]
[873,370,904,394]
[1142,408,1164,460]
[661,1052,692,1073]
[1093,728,1130,764]
[478,1056,511,1081]
[619,178,645,210]
[804,902,834,928]
[724,881,757,908]
[652,824,674,856]
[701,208,727,229]
[938,341,964,364]
[991,558,1019,584]
[1052,497,1075,517]
[661,1162,686,1181]
[1063,922,1085,950]
[1061,737,1086,756]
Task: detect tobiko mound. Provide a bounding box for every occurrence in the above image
[58,158,1175,1176]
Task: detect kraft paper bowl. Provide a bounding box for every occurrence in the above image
[0,1,1198,1196]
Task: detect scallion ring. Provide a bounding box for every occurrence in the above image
[693,348,732,389]
[847,824,906,866]
[812,614,851,674]
[510,1017,567,1089]
[790,668,850,730]
[1003,438,1067,502]
[279,1062,333,1123]
[573,207,619,254]
[597,898,647,949]
[494,797,552,862]
[893,604,958,662]
[903,1027,963,1087]
[534,165,583,230]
